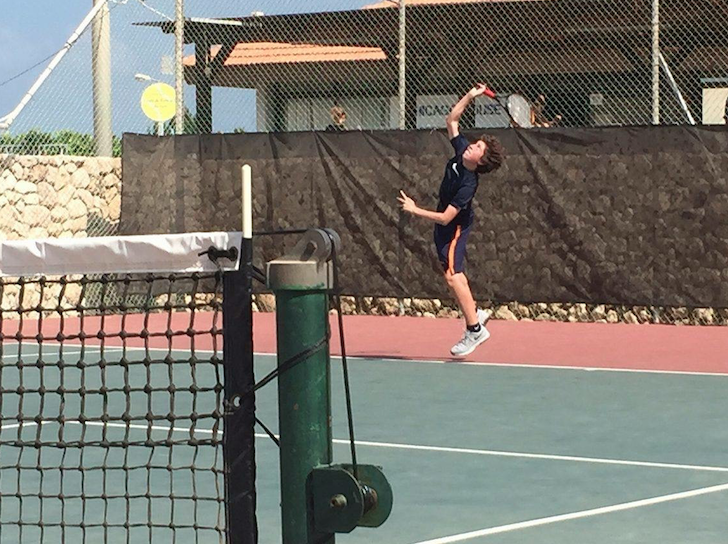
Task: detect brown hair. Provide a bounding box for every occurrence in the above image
[330,105,346,123]
[476,135,505,174]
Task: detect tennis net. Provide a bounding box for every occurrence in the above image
[0,232,255,544]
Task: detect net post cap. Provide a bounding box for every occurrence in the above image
[266,229,340,291]
[266,260,334,291]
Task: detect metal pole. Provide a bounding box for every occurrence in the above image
[398,0,406,130]
[651,0,660,124]
[92,0,113,156]
[174,0,185,134]
[196,37,213,133]
[273,288,333,544]
[222,164,257,544]
[268,239,335,544]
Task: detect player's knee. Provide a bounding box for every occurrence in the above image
[445,271,466,288]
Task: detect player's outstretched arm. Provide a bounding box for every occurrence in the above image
[398,191,458,226]
[446,84,490,138]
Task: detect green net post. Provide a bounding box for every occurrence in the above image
[267,231,337,544]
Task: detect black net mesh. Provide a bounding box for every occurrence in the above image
[0,272,226,543]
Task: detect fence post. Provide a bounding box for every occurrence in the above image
[398,0,407,130]
[174,0,185,134]
[651,0,660,124]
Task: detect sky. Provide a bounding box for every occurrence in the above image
[0,0,368,136]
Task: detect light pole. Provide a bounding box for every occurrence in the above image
[92,0,113,156]
[174,0,185,135]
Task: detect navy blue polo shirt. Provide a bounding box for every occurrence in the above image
[436,134,478,232]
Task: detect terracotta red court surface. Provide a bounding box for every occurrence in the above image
[5,312,726,374]
[253,313,728,375]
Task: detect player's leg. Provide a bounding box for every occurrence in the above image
[460,273,492,326]
[442,271,490,326]
[444,270,478,326]
[443,224,481,325]
[440,225,490,356]
[461,273,491,325]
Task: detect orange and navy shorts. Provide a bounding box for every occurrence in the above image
[434,224,471,274]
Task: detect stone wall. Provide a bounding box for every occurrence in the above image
[251,294,727,326]
[0,155,122,240]
[0,154,723,326]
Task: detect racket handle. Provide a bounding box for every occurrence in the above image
[484,87,497,99]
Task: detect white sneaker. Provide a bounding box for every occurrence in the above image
[477,308,492,326]
[450,325,490,357]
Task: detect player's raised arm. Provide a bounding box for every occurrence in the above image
[446,84,489,139]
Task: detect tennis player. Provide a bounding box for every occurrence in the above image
[398,84,505,356]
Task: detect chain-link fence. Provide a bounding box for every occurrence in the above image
[3,1,727,140]
[153,0,728,132]
[1,0,727,324]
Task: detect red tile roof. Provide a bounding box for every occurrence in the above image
[185,0,547,68]
[184,42,387,67]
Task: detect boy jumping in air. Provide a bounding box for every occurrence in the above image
[398,84,505,356]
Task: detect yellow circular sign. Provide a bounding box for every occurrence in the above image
[140,83,176,122]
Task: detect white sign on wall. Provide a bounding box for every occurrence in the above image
[283,94,525,131]
[474,97,511,128]
[415,94,458,128]
[702,88,728,125]
[414,94,513,129]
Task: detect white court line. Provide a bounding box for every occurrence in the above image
[0,422,38,431]
[409,482,728,544]
[329,438,728,474]
[132,349,726,378]
[1,347,170,361]
[3,420,727,542]
[2,350,83,358]
[253,352,728,378]
[6,345,725,377]
[324,354,728,378]
[8,421,724,475]
[66,421,218,435]
[5,334,727,378]
[123,350,723,378]
[2,353,39,360]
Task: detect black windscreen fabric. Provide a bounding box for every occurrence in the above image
[121,127,728,308]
